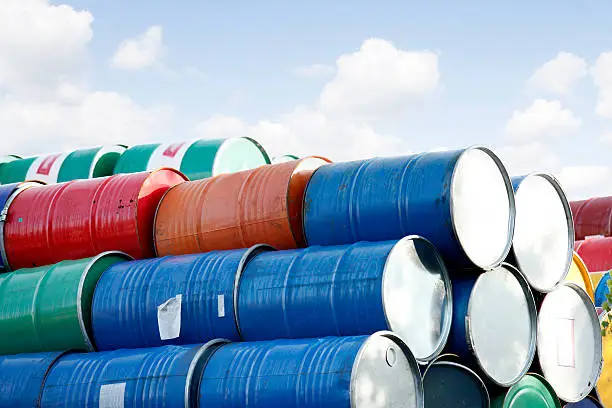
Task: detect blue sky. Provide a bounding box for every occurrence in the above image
[2,0,612,199]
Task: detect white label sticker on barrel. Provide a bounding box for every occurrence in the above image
[99,383,125,408]
[25,152,70,184]
[147,141,194,171]
[218,295,225,318]
[157,294,182,340]
[556,317,576,367]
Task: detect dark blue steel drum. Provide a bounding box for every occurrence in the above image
[565,397,604,407]
[40,344,207,407]
[446,264,537,387]
[302,147,515,269]
[237,236,453,364]
[0,351,66,407]
[198,332,424,408]
[92,245,269,351]
[0,181,44,272]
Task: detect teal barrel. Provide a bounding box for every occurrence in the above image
[113,137,270,180]
[0,252,131,355]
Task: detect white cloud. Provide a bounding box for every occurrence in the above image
[196,108,411,162]
[0,1,174,156]
[555,165,611,200]
[505,99,581,140]
[293,63,336,78]
[600,131,612,144]
[111,25,165,71]
[318,38,440,119]
[196,38,434,161]
[591,52,612,118]
[527,52,587,95]
[496,142,560,176]
[0,0,93,98]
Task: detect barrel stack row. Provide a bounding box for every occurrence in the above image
[0,144,603,407]
[0,137,298,185]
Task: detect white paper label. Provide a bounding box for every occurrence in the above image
[99,383,125,408]
[218,294,225,318]
[157,294,182,340]
[556,317,576,367]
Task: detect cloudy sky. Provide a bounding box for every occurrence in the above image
[1,0,611,199]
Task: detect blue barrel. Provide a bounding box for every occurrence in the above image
[594,272,610,307]
[92,246,269,351]
[565,397,604,407]
[446,264,537,387]
[0,351,66,407]
[40,344,208,407]
[198,332,424,408]
[423,354,489,407]
[237,236,453,364]
[303,147,515,269]
[0,181,44,272]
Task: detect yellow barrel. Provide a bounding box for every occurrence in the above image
[591,271,607,293]
[565,252,595,301]
[597,312,612,405]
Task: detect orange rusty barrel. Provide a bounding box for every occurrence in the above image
[154,157,330,255]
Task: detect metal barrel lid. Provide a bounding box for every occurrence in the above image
[466,263,538,387]
[350,331,424,408]
[271,154,299,164]
[493,373,561,408]
[449,146,515,270]
[209,136,270,176]
[423,354,490,407]
[563,396,604,407]
[382,236,453,364]
[537,283,603,402]
[509,173,573,293]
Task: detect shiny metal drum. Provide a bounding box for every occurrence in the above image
[537,283,603,402]
[237,236,453,364]
[508,173,573,292]
[446,264,537,387]
[198,332,424,408]
[423,355,489,407]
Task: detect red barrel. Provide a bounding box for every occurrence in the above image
[2,169,186,269]
[574,237,612,272]
[571,197,612,240]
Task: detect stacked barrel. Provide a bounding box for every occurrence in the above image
[0,141,603,408]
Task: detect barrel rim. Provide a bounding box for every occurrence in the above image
[286,156,331,247]
[0,181,46,272]
[513,172,575,292]
[570,252,595,301]
[422,358,491,406]
[382,235,453,364]
[449,146,516,269]
[78,251,133,352]
[537,282,604,402]
[467,262,538,387]
[87,145,128,179]
[141,167,188,258]
[350,330,424,408]
[502,372,562,408]
[234,244,276,340]
[211,136,271,176]
[185,338,230,408]
[35,350,72,407]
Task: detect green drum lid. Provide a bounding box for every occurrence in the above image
[0,155,20,166]
[495,374,561,408]
[271,154,299,164]
[206,137,270,178]
[58,145,127,182]
[0,252,131,354]
[0,156,37,184]
[113,143,160,174]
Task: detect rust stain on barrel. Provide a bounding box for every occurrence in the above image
[154,157,330,255]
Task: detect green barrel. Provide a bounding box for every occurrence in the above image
[492,374,561,408]
[0,252,131,355]
[0,157,36,184]
[0,146,125,185]
[113,137,270,180]
[271,154,299,164]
